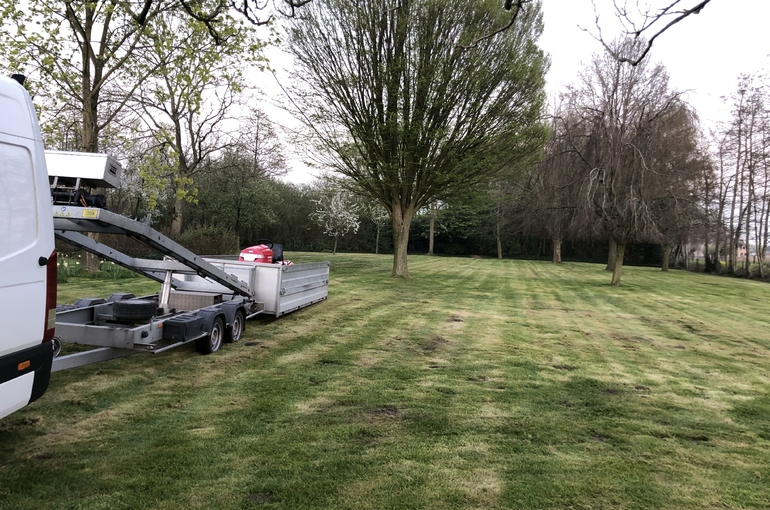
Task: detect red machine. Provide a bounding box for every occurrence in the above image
[239,239,291,265]
[239,243,273,263]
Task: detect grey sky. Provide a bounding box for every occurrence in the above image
[272,0,770,183]
[540,0,770,125]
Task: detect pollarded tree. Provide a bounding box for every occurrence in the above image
[286,0,548,277]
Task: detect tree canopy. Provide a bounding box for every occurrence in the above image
[286,0,549,276]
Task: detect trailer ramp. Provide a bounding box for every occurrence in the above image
[53,205,254,298]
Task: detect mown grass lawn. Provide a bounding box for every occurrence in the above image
[1,254,769,509]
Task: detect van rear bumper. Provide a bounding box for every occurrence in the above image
[0,342,54,404]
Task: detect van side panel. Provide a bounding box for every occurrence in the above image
[0,75,56,418]
[0,140,44,357]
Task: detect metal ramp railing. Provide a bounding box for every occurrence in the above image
[53,206,255,298]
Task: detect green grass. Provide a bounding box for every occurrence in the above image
[2,254,769,509]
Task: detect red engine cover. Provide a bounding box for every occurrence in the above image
[239,244,273,263]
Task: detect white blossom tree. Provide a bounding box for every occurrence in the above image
[311,192,360,254]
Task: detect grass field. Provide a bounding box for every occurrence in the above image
[1,254,769,509]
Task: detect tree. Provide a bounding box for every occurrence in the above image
[645,103,707,271]
[1,1,175,270]
[311,188,360,255]
[191,0,712,62]
[358,201,389,255]
[588,0,713,66]
[286,0,547,276]
[567,38,696,285]
[526,110,589,263]
[132,10,262,237]
[0,0,177,153]
[714,76,770,278]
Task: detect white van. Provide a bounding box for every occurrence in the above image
[0,74,56,420]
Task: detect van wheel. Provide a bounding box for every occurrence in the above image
[196,316,224,354]
[225,309,245,343]
[52,337,62,358]
[113,299,157,322]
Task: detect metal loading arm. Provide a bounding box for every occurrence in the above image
[53,206,255,298]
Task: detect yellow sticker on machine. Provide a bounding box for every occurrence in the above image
[82,209,99,218]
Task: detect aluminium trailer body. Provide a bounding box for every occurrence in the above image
[50,205,330,372]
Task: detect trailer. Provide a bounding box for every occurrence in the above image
[48,154,330,372]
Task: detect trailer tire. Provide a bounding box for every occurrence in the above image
[112,299,157,322]
[225,309,245,343]
[196,316,224,354]
[52,337,62,358]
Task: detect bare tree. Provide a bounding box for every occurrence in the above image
[715,77,769,276]
[527,110,587,263]
[587,0,713,66]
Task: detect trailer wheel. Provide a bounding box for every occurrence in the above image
[52,337,62,358]
[225,309,245,343]
[196,316,224,354]
[112,299,157,322]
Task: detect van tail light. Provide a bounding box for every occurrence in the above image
[43,250,57,342]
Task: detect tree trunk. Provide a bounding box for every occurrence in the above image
[428,204,435,255]
[375,223,381,255]
[610,241,626,286]
[671,243,682,269]
[391,206,415,277]
[681,244,689,270]
[745,201,752,277]
[552,236,562,263]
[83,235,100,272]
[661,244,671,272]
[170,195,184,238]
[333,234,338,255]
[606,237,617,271]
[81,75,100,272]
[496,219,503,260]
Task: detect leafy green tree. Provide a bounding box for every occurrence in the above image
[133,10,265,237]
[286,0,548,277]
[0,0,176,152]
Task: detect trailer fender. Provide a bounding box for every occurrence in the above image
[195,309,226,355]
[224,306,247,344]
[211,301,246,343]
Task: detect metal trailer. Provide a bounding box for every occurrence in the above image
[50,205,330,372]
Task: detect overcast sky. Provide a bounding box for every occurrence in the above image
[540,0,770,126]
[270,0,770,184]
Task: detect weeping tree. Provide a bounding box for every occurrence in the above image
[568,38,700,285]
[286,0,548,277]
